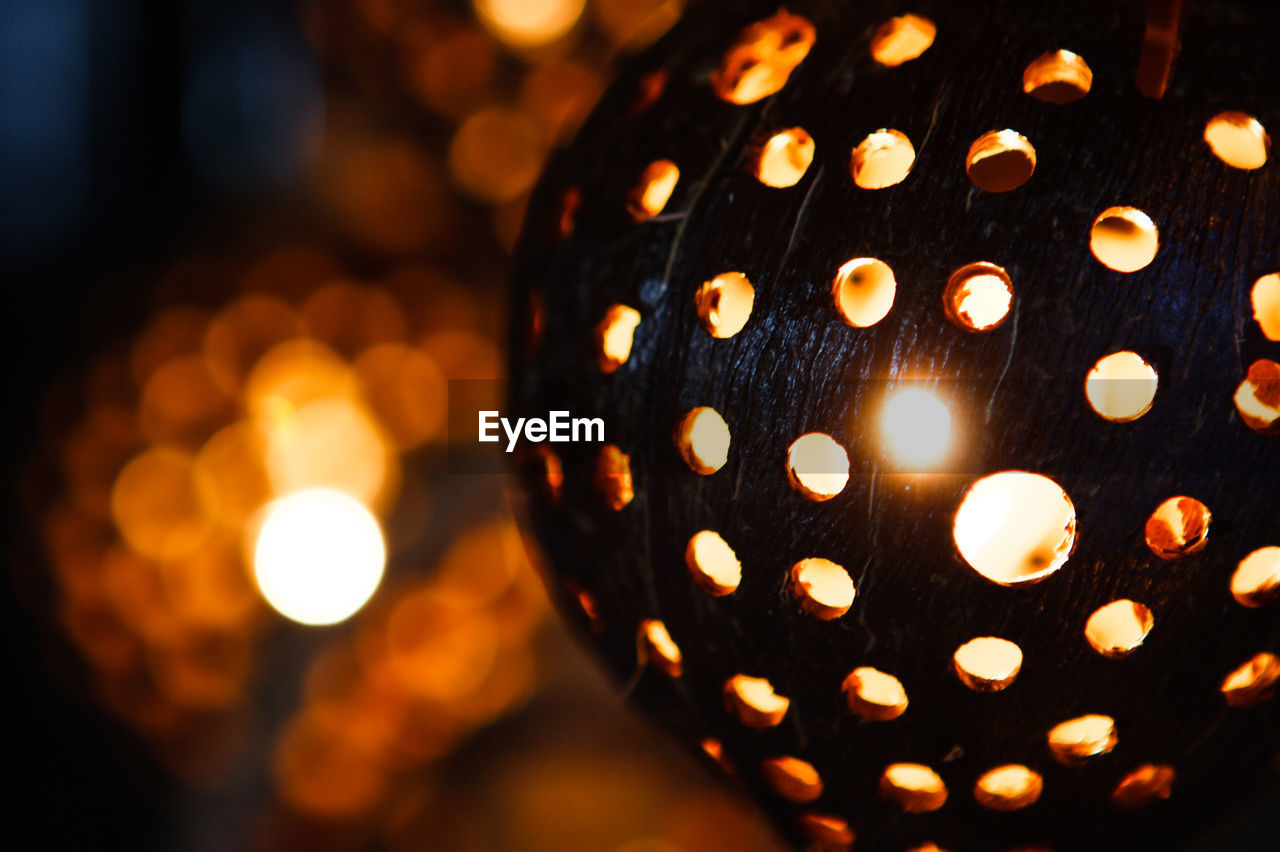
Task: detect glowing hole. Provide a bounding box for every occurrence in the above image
[724,674,790,728]
[537,446,564,504]
[712,10,816,105]
[790,558,855,620]
[796,813,855,852]
[953,636,1022,692]
[1085,599,1153,658]
[1234,358,1280,434]
[944,262,1013,331]
[761,756,823,803]
[882,389,951,467]
[595,304,641,373]
[755,127,815,187]
[833,257,896,326]
[593,444,633,511]
[686,530,741,596]
[1144,496,1211,559]
[1204,112,1270,169]
[966,130,1036,193]
[1252,273,1280,340]
[842,666,908,721]
[1085,351,1159,422]
[880,763,948,813]
[638,619,682,677]
[786,433,850,501]
[974,765,1043,811]
[850,130,916,189]
[1112,764,1174,808]
[253,489,385,626]
[1047,715,1117,765]
[1090,207,1159,272]
[695,272,755,338]
[1221,653,1280,708]
[1023,50,1092,103]
[627,160,679,221]
[953,471,1076,586]
[1232,547,1280,608]
[674,407,731,474]
[870,14,936,66]
[565,579,603,632]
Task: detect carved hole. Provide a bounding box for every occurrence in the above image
[833,257,896,326]
[1112,764,1174,808]
[870,14,936,66]
[1085,599,1153,658]
[1144,496,1211,559]
[1085,351,1158,422]
[953,471,1076,585]
[944,262,1013,331]
[1047,715,1117,765]
[953,637,1022,692]
[1204,112,1270,169]
[974,765,1043,811]
[1023,50,1092,103]
[790,558,855,620]
[638,619,682,677]
[686,530,742,596]
[712,10,816,105]
[966,130,1036,192]
[674,407,731,475]
[627,159,678,221]
[1234,359,1280,434]
[1231,547,1280,608]
[786,433,850,501]
[850,130,915,189]
[880,763,948,812]
[1252,273,1280,340]
[761,756,823,803]
[1221,653,1280,708]
[592,444,633,510]
[1090,207,1158,273]
[756,127,815,187]
[796,813,855,852]
[594,304,640,373]
[695,272,755,338]
[724,674,790,728]
[842,666,908,721]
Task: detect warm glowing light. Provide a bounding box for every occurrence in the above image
[448,107,546,203]
[674,406,731,474]
[870,14,935,66]
[724,674,790,728]
[253,489,386,626]
[761,756,823,802]
[264,397,392,508]
[686,530,742,596]
[1085,351,1158,422]
[880,763,947,812]
[882,389,951,466]
[952,636,1022,691]
[111,446,211,561]
[953,471,1076,585]
[354,344,447,451]
[842,666,907,721]
[1047,714,1117,764]
[712,11,816,105]
[944,262,1013,331]
[786,432,850,501]
[1221,652,1280,707]
[850,130,915,189]
[1085,599,1154,657]
[1090,207,1159,272]
[595,304,641,373]
[1022,50,1092,103]
[627,159,679,221]
[965,130,1036,192]
[1252,273,1280,340]
[1232,547,1280,608]
[1204,112,1270,169]
[1234,358,1280,434]
[832,257,896,326]
[1144,496,1211,559]
[473,0,585,49]
[593,444,634,510]
[790,558,855,620]
[755,128,815,187]
[695,272,755,338]
[796,813,855,852]
[639,619,682,677]
[1112,764,1175,808]
[974,765,1042,811]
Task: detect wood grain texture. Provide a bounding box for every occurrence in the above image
[509,1,1280,849]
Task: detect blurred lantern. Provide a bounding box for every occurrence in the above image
[510,1,1280,850]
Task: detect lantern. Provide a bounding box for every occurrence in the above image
[509,1,1280,850]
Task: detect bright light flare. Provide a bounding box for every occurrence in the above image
[253,489,386,626]
[882,389,951,466]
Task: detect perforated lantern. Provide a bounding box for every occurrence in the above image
[508,1,1280,850]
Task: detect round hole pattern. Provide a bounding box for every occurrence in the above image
[674,406,731,475]
[762,755,824,803]
[842,666,908,721]
[832,257,897,326]
[966,130,1036,192]
[1231,547,1280,608]
[685,530,741,596]
[953,636,1022,692]
[1221,653,1280,708]
[638,619,682,677]
[712,10,816,105]
[1047,714,1117,765]
[796,813,855,852]
[1252,273,1280,340]
[1144,496,1211,559]
[695,272,755,338]
[880,763,948,812]
[850,130,916,189]
[627,159,679,221]
[1204,112,1270,169]
[593,444,633,511]
[1090,206,1159,272]
[1023,50,1092,103]
[1085,351,1158,422]
[974,765,1043,811]
[724,674,790,728]
[1234,359,1280,434]
[1111,764,1175,809]
[1085,599,1154,658]
[756,128,815,188]
[943,262,1013,331]
[786,433,850,501]
[870,14,936,66]
[790,558,856,620]
[953,471,1077,586]
[594,304,640,373]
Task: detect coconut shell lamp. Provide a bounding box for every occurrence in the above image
[507,1,1280,849]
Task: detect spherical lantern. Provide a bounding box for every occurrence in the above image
[508,1,1280,850]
